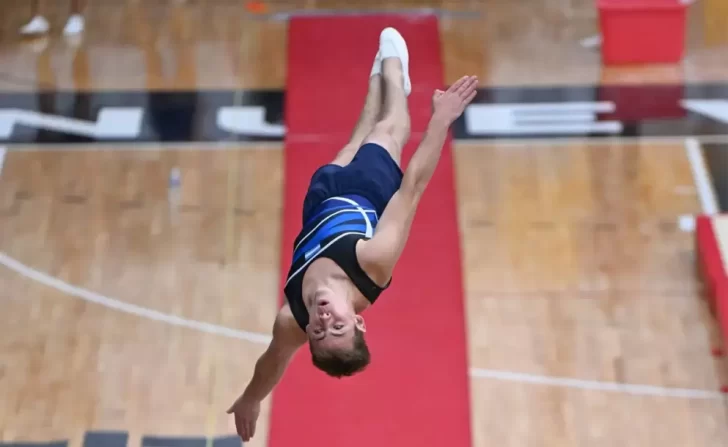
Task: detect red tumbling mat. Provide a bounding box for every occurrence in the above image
[696,216,728,350]
[270,15,471,447]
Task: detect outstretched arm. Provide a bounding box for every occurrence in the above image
[227,306,306,442]
[404,76,479,196]
[358,76,478,283]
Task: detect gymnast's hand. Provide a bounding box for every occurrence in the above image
[227,394,261,442]
[431,75,478,125]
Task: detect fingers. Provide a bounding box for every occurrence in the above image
[447,75,468,93]
[464,89,477,105]
[241,417,249,441]
[230,408,249,442]
[445,75,478,105]
[227,395,240,414]
[456,76,478,97]
[249,420,257,440]
[234,414,247,441]
[231,411,257,443]
[239,418,256,442]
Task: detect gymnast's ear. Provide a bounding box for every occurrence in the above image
[354,315,367,332]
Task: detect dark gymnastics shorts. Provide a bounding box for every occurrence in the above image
[301,143,404,225]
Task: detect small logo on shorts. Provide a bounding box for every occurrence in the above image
[304,245,321,260]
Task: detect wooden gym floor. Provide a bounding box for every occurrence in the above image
[2,1,728,446]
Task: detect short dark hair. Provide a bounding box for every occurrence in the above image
[310,327,371,378]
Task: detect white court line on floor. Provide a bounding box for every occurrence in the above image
[0,251,723,400]
[470,369,722,399]
[456,134,728,147]
[0,252,272,345]
[685,137,719,214]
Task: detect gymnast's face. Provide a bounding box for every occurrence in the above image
[306,293,366,348]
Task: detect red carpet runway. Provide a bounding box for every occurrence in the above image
[270,15,471,446]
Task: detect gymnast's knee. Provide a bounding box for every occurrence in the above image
[363,122,402,156]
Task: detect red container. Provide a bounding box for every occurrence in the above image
[598,0,688,64]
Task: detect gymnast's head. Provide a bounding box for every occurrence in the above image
[305,289,371,378]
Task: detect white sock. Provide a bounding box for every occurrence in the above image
[379,41,399,60]
[379,27,411,96]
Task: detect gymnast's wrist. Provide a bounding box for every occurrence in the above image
[429,112,450,129]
